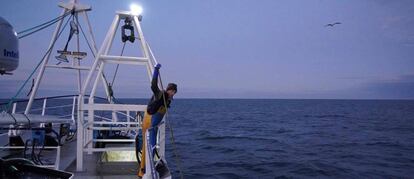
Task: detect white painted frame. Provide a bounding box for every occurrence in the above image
[76,10,164,171]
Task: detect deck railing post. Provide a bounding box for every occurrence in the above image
[55,146,61,170]
[127,110,130,128]
[12,103,17,114]
[42,98,47,116]
[71,96,76,123]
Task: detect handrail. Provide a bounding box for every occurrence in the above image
[58,114,73,118]
[0,95,76,105]
[0,94,109,106]
[14,104,75,114]
[115,111,136,121]
[92,115,112,122]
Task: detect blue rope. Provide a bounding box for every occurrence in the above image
[2,13,73,113]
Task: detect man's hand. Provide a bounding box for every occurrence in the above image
[155,63,161,70]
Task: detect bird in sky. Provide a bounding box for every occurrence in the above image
[325,22,341,27]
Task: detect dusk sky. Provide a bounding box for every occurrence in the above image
[1,0,413,99]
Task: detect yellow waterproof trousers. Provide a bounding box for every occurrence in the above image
[138,107,166,177]
[138,111,152,177]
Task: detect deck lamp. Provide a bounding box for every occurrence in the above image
[130,4,143,16]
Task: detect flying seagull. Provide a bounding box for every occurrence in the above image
[325,22,341,27]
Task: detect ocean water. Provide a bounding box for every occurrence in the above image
[161,99,414,179]
[1,99,414,178]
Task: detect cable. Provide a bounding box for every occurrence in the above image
[22,114,31,129]
[76,15,96,58]
[106,42,126,103]
[23,139,30,159]
[18,11,71,39]
[31,139,39,165]
[37,140,46,165]
[111,42,126,86]
[36,143,45,165]
[17,11,71,35]
[77,15,121,105]
[78,19,114,104]
[158,71,185,179]
[2,13,73,114]
[5,112,17,124]
[27,79,35,96]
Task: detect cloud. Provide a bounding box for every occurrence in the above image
[401,35,414,46]
[381,15,405,30]
[360,74,414,99]
[374,0,414,46]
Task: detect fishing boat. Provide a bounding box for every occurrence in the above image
[0,1,173,178]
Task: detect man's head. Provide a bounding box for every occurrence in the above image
[166,83,177,99]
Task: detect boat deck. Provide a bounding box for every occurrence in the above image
[0,133,139,178]
[66,152,138,179]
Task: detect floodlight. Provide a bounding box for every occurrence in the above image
[130,4,143,15]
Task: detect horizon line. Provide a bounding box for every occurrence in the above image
[1,97,413,101]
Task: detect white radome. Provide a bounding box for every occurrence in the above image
[0,16,19,75]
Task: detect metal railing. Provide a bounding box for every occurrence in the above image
[1,94,108,117]
[0,95,110,170]
[79,102,145,154]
